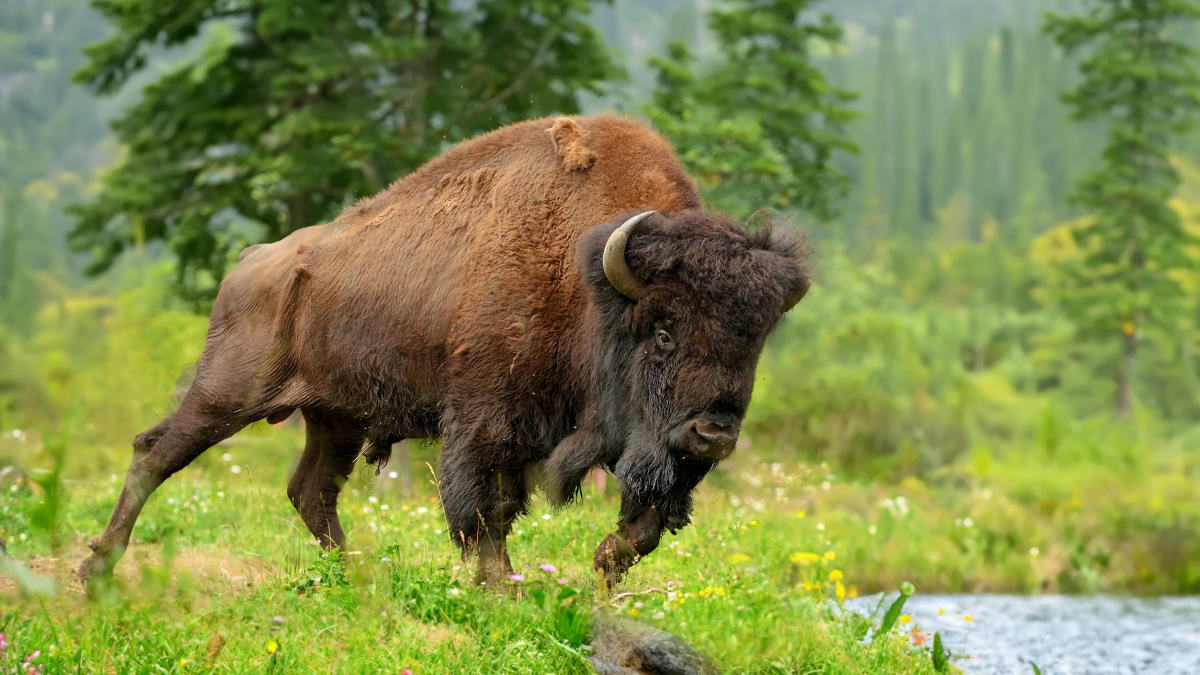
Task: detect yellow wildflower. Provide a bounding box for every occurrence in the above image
[938,608,945,615]
[899,614,912,624]
[964,615,974,622]
[794,511,806,519]
[749,520,758,526]
[789,552,820,564]
[727,553,751,565]
[828,569,843,582]
[630,608,641,617]
[267,640,279,655]
[835,580,846,603]
[823,550,836,561]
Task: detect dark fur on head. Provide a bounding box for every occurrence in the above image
[543,209,809,525]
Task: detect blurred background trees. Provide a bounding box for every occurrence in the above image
[68,0,621,306]
[3,0,1200,480]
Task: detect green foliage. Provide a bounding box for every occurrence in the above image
[932,632,949,673]
[70,0,623,305]
[645,0,857,220]
[876,581,914,637]
[1044,0,1200,414]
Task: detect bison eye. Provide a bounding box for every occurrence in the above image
[655,329,676,352]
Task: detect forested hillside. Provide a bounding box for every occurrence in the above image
[3,0,1200,595]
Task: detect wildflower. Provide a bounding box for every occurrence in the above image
[630,608,641,617]
[794,511,806,519]
[964,615,974,622]
[267,640,279,655]
[221,453,232,462]
[789,552,819,564]
[541,514,550,520]
[388,471,399,479]
[0,632,8,653]
[938,608,945,615]
[823,550,836,561]
[402,670,413,675]
[508,573,525,582]
[231,465,242,475]
[727,553,751,565]
[835,580,846,603]
[634,601,643,609]
[556,578,569,585]
[817,522,825,531]
[749,520,758,526]
[899,614,912,624]
[828,569,843,581]
[1030,547,1040,557]
[538,563,557,573]
[910,629,929,647]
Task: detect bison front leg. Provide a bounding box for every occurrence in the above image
[440,450,529,589]
[593,498,667,589]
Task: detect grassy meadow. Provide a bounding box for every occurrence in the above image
[2,426,947,674]
[4,255,1200,673]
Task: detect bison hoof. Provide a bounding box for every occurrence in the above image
[77,553,116,595]
[593,533,638,590]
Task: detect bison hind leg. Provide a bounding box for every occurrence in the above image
[79,403,249,590]
[287,410,364,549]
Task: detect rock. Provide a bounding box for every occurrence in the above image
[587,612,718,675]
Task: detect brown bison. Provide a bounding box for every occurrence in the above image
[78,114,810,589]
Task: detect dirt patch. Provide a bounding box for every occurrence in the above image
[0,543,278,600]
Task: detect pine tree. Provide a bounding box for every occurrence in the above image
[645,0,857,222]
[70,0,620,305]
[1044,0,1200,416]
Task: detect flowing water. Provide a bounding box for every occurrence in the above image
[850,593,1200,674]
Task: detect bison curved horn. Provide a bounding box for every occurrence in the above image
[602,210,655,300]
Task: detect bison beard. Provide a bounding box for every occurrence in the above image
[77,114,810,592]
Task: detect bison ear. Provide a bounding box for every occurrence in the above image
[547,117,598,171]
[764,230,812,313]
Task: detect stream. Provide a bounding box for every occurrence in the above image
[850,593,1200,674]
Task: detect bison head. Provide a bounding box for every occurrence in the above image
[572,208,810,512]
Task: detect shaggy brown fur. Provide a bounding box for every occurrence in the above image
[78,114,810,590]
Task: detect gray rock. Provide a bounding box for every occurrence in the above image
[588,612,718,675]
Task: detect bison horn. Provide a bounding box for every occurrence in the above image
[602,211,655,300]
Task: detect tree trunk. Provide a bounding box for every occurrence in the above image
[1116,328,1136,417]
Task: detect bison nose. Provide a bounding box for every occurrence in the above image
[686,418,739,460]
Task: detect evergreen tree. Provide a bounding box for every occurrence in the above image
[645,0,857,222]
[70,0,621,305]
[1044,0,1200,416]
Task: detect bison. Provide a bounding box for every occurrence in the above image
[78,114,810,589]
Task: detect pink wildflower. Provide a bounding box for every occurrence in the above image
[538,563,557,573]
[557,578,569,585]
[508,573,525,582]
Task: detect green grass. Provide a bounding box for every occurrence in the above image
[1,429,947,674]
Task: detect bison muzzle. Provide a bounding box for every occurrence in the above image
[78,114,811,591]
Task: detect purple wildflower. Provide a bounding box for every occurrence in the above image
[508,573,525,582]
[538,563,557,574]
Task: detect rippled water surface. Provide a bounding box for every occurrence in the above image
[850,594,1200,674]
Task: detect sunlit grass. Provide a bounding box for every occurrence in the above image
[0,429,952,674]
